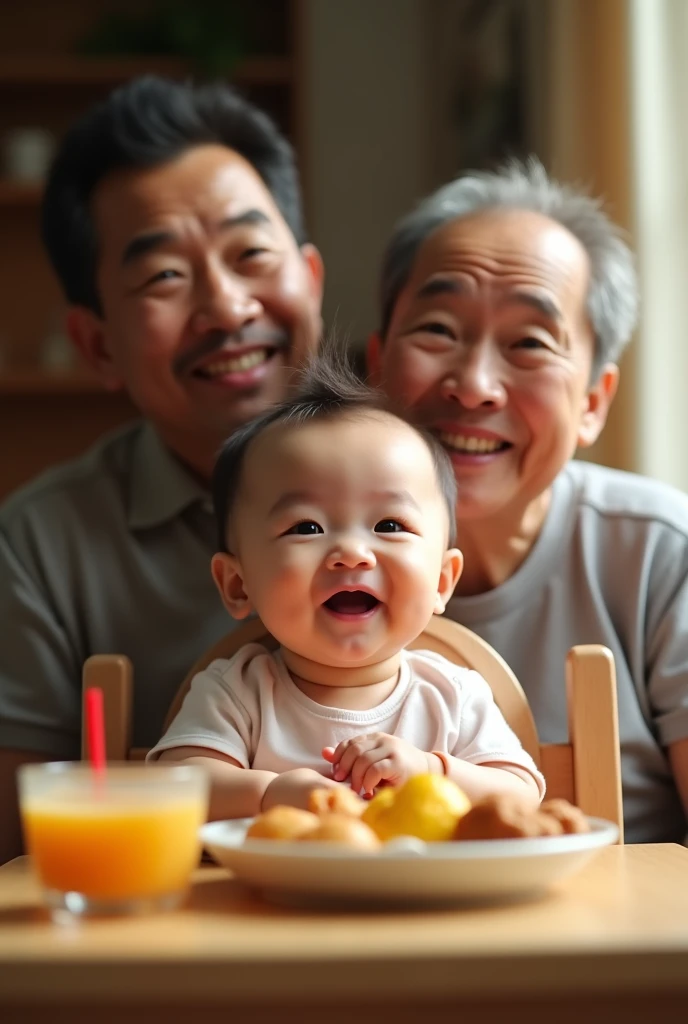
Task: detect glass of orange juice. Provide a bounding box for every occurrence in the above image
[18,762,209,919]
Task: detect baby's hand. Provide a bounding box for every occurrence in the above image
[323,734,432,796]
[262,769,339,812]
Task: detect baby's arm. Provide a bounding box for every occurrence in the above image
[158,746,339,820]
[428,754,541,807]
[158,746,276,819]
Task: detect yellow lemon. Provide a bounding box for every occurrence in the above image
[364,774,471,842]
[361,785,397,831]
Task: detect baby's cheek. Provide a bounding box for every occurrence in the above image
[405,547,444,585]
[273,559,311,585]
[403,560,445,617]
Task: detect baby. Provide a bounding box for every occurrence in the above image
[149,356,545,819]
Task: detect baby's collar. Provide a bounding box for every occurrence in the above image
[280,648,402,689]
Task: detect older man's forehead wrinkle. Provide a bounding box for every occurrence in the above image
[415,245,578,288]
[410,275,579,329]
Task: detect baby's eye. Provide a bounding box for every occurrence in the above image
[375,519,406,533]
[284,520,323,536]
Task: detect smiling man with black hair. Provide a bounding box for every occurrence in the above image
[0,75,324,863]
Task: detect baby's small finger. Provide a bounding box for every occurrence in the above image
[330,740,349,764]
[350,752,380,795]
[363,759,394,795]
[334,750,357,781]
[336,738,370,780]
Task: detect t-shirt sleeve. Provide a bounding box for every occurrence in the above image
[453,669,546,798]
[147,646,265,765]
[644,531,688,747]
[0,527,81,758]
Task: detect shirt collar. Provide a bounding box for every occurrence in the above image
[128,423,211,530]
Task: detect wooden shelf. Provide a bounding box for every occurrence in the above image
[0,369,110,395]
[0,54,293,87]
[0,181,42,205]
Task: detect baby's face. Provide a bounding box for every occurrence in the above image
[215,411,461,669]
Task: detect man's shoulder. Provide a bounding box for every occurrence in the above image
[564,460,688,537]
[0,421,142,538]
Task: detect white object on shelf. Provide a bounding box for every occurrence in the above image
[1,127,55,183]
[40,321,76,373]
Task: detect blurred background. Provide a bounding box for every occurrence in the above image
[0,1,681,498]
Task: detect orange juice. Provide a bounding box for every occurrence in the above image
[23,797,205,900]
[18,763,209,911]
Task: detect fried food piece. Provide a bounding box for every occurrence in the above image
[300,814,382,851]
[540,798,590,834]
[246,806,321,841]
[308,786,366,818]
[454,793,565,840]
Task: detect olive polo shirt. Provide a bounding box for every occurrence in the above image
[0,421,231,758]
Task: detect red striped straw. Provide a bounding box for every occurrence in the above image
[85,687,106,774]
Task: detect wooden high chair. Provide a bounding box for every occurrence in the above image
[82,616,624,841]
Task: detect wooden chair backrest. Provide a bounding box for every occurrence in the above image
[82,616,623,840]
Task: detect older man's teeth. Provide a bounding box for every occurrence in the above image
[438,432,505,454]
[202,350,269,376]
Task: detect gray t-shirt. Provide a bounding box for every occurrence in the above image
[447,460,688,844]
[0,422,229,758]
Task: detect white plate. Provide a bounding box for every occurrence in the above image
[200,816,619,906]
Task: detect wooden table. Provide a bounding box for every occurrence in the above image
[1,845,688,1024]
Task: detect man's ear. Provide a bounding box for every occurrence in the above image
[577,363,619,448]
[66,306,124,391]
[211,552,254,620]
[300,243,325,309]
[434,547,463,614]
[366,331,383,387]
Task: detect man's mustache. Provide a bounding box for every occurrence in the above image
[174,327,289,375]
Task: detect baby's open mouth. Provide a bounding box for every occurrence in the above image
[323,591,380,615]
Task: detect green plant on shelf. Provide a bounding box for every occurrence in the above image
[76,0,249,77]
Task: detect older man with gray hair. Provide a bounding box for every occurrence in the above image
[369,158,688,844]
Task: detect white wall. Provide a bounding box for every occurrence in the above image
[303,1,531,347]
[630,0,688,491]
[302,0,431,344]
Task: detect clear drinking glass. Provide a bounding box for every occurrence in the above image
[18,762,209,920]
